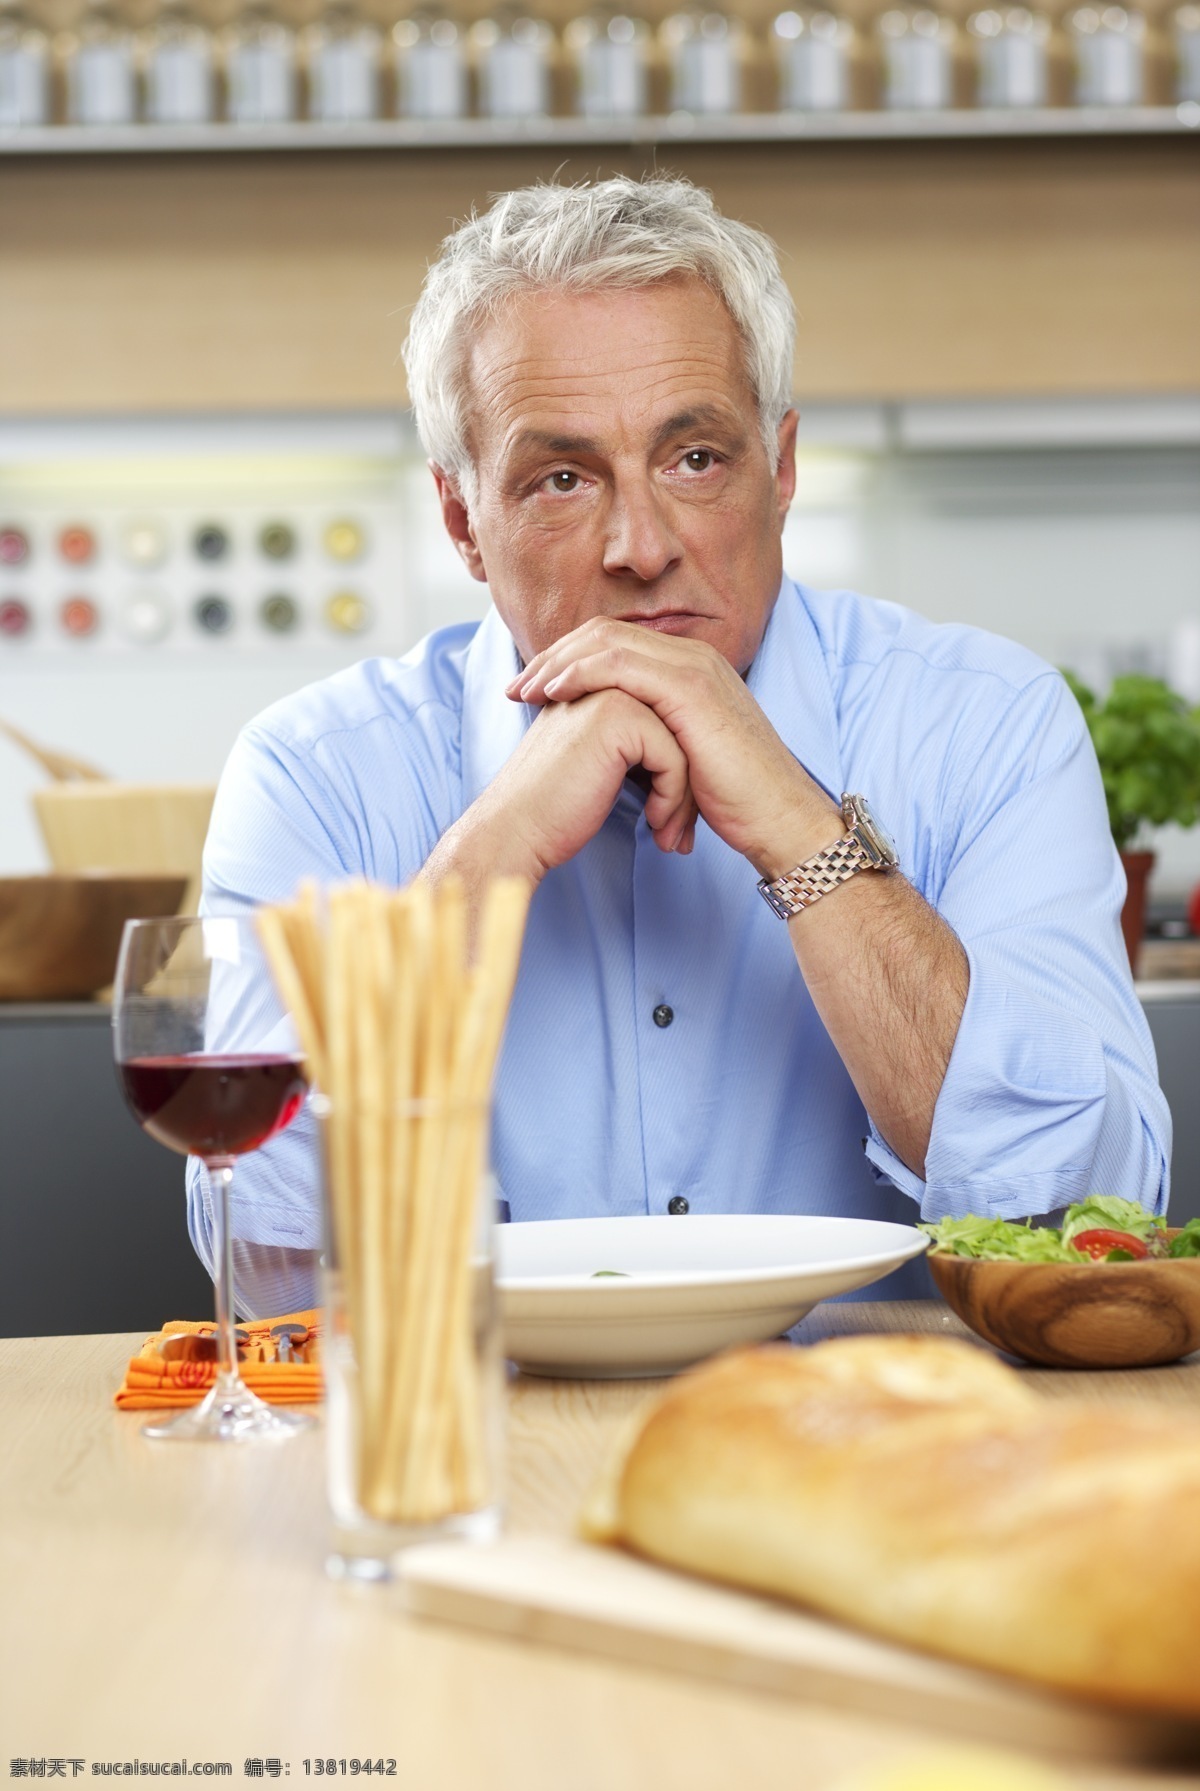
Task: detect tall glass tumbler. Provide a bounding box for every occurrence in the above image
[317,1094,504,1580]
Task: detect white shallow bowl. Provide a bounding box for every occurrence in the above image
[494,1213,928,1379]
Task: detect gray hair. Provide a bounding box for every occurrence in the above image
[402,175,796,504]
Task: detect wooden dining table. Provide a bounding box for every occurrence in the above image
[3,1300,1199,1791]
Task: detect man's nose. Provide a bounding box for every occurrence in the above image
[602,481,683,583]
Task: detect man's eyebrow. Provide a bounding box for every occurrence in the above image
[649,405,742,451]
[508,405,743,463]
[509,429,602,459]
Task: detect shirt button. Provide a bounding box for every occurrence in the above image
[667,1195,690,1215]
[652,1003,674,1028]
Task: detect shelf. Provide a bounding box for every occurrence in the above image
[2,102,1199,155]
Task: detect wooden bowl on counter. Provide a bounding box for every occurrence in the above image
[0,873,188,1001]
[32,782,215,916]
[928,1242,1200,1369]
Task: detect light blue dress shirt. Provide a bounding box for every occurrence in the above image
[188,578,1170,1313]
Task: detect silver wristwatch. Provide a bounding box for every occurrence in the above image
[757,794,899,920]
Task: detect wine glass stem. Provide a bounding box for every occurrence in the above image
[209,1160,241,1389]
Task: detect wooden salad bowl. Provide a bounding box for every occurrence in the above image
[928,1238,1200,1369]
[0,873,187,1001]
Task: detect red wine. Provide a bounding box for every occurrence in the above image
[118,1054,308,1162]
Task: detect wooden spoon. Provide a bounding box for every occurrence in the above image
[0,718,109,782]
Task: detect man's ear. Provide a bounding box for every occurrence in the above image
[431,463,488,584]
[775,409,799,526]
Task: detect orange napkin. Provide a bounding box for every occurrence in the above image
[114,1309,323,1409]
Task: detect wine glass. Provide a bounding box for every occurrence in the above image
[113,914,314,1443]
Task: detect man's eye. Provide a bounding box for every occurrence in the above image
[682,450,714,473]
[544,470,580,493]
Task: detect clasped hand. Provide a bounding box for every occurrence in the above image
[492,618,840,882]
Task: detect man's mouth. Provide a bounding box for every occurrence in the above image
[618,611,703,635]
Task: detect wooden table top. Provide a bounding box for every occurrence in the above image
[3,1301,1198,1791]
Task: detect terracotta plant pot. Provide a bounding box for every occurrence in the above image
[1120,849,1155,976]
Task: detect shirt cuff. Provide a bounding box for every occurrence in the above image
[862,1127,1108,1222]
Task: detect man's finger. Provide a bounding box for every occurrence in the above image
[522,644,701,728]
[508,618,701,701]
[624,703,698,851]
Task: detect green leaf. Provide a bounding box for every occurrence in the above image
[1168,1219,1200,1258]
[1061,668,1200,842]
[921,1216,1077,1262]
[1061,1194,1163,1245]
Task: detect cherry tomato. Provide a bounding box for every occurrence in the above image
[1072,1228,1149,1260]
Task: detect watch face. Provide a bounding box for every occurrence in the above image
[844,794,898,868]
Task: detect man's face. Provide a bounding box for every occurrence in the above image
[435,277,798,673]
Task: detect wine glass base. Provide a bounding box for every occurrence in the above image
[142,1379,316,1443]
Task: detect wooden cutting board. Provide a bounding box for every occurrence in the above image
[399,1534,1200,1768]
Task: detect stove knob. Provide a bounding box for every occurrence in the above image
[61,597,100,637]
[323,518,365,563]
[193,523,230,563]
[59,525,97,565]
[0,597,32,637]
[0,527,30,567]
[194,594,234,635]
[324,590,371,634]
[259,522,296,561]
[122,520,168,568]
[260,593,300,633]
[120,591,172,643]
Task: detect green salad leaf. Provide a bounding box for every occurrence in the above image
[1060,1194,1164,1248]
[920,1216,1077,1262]
[1168,1219,1200,1259]
[923,1197,1181,1263]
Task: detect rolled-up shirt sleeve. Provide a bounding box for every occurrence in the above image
[863,670,1171,1221]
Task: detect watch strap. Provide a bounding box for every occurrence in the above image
[757,830,875,919]
[757,793,897,920]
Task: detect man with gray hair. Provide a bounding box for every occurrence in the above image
[190,174,1168,1314]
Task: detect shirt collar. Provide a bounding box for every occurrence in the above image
[746,575,844,809]
[460,603,532,809]
[459,575,843,814]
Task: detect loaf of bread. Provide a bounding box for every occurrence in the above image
[580,1336,1200,1716]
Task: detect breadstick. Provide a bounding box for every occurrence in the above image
[400,877,469,1517]
[431,878,530,1504]
[255,906,327,1088]
[259,870,530,1529]
[354,884,392,1480]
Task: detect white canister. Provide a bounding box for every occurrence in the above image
[309,39,378,117]
[147,44,213,121]
[0,7,49,126]
[472,12,553,118]
[226,5,296,123]
[773,8,851,111]
[567,10,649,117]
[144,5,214,124]
[394,15,467,119]
[66,3,136,126]
[1176,2,1200,100]
[306,6,380,121]
[969,6,1048,107]
[877,4,955,108]
[1068,3,1144,105]
[662,9,741,113]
